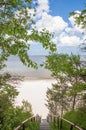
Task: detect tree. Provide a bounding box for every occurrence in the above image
[70,7,86,50]
[0,74,18,128]
[0,74,33,129]
[70,8,86,28]
[46,83,68,116]
[44,54,71,116]
[44,54,86,114]
[22,99,32,114]
[0,0,56,69]
[43,54,70,80]
[67,55,86,110]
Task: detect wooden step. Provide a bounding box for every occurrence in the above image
[40,119,50,130]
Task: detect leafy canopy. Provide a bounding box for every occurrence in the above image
[0,73,33,129]
[44,54,86,114]
[0,0,56,68]
[70,6,86,50]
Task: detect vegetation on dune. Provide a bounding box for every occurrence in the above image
[0,73,33,129]
[44,54,86,115]
[44,53,86,130]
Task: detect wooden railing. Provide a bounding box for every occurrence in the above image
[15,114,41,130]
[47,114,84,130]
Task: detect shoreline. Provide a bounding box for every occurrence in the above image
[10,75,54,81]
[7,76,55,85]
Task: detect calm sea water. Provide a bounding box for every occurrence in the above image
[1,55,51,78]
[1,54,86,78]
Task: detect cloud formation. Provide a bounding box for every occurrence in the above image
[36,12,67,33]
[35,0,84,46]
[36,0,49,18]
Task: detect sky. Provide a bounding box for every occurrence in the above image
[49,0,85,22]
[29,0,86,55]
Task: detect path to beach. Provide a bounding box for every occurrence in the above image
[40,119,50,130]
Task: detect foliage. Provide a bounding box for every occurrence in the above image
[44,54,86,116]
[43,53,70,79]
[0,1,56,129]
[0,73,33,129]
[0,0,56,68]
[0,74,18,121]
[50,121,58,130]
[50,108,86,130]
[70,7,86,50]
[63,109,86,129]
[26,121,40,130]
[70,8,86,28]
[45,54,71,116]
[67,55,86,110]
[46,83,69,116]
[21,99,32,113]
[0,104,33,129]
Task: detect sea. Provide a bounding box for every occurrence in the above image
[1,55,51,79]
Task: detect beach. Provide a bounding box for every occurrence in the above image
[15,78,56,118]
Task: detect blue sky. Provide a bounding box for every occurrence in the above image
[28,0,86,55]
[49,0,85,22]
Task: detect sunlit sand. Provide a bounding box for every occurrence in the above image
[16,79,56,118]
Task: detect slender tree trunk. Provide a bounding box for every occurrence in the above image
[70,92,77,130]
[72,74,77,110]
[72,93,77,110]
[60,106,63,130]
[60,96,64,130]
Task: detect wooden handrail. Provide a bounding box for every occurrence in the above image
[61,117,83,130]
[15,114,41,130]
[47,115,84,130]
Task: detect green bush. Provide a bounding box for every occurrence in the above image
[26,121,40,130]
[63,109,86,129]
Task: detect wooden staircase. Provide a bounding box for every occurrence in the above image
[40,119,50,130]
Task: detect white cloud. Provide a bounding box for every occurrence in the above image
[32,1,85,47]
[35,12,68,33]
[59,33,82,46]
[36,0,49,18]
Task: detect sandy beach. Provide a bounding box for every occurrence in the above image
[15,78,56,118]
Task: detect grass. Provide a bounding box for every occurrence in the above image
[63,109,86,129]
[50,109,86,130]
[50,120,59,130]
[25,121,40,130]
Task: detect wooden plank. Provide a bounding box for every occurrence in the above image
[40,119,50,130]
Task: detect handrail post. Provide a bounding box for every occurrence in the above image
[60,118,62,130]
[22,124,25,130]
[58,117,60,130]
[70,125,73,130]
[53,116,55,126]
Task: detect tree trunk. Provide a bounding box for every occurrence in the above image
[60,104,63,130]
[72,93,77,110]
